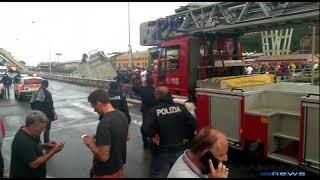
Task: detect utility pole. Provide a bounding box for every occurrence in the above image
[56,53,62,64]
[48,42,52,75]
[128,2,133,69]
[312,26,315,64]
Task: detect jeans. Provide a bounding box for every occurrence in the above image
[4,85,10,96]
[44,120,52,143]
[140,126,149,147]
[141,113,150,147]
[150,150,183,178]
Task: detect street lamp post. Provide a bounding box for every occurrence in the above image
[48,42,52,75]
[128,2,132,69]
[312,26,315,64]
[55,53,62,74]
[56,53,62,64]
[31,20,52,74]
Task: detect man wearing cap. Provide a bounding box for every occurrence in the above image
[30,79,57,143]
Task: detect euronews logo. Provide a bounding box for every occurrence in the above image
[260,171,306,176]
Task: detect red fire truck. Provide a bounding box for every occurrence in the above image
[151,35,244,99]
[140,2,319,172]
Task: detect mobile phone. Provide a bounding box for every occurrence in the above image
[200,151,220,170]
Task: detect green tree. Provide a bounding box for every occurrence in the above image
[239,26,312,53]
[239,33,262,52]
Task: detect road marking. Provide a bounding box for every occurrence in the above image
[50,121,99,132]
[127,98,141,104]
[51,119,89,128]
[69,100,140,118]
[70,101,95,113]
[67,101,143,127]
[1,93,142,141]
[132,119,142,127]
[3,121,99,142]
[129,113,142,118]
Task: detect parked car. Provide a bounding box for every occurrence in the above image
[0,66,8,76]
[14,76,43,101]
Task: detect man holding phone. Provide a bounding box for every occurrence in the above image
[167,127,229,178]
[10,111,64,178]
[83,89,128,178]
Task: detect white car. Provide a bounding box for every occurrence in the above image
[0,66,8,76]
[14,76,43,100]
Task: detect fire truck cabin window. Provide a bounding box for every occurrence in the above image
[161,46,179,72]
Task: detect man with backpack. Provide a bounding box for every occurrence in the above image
[30,80,57,143]
[0,73,12,97]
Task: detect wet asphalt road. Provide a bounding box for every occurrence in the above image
[0,80,164,178]
[0,80,317,178]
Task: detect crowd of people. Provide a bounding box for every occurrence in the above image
[0,68,231,178]
[1,61,319,177]
[0,72,21,98]
[245,62,319,78]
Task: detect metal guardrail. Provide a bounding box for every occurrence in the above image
[287,68,319,84]
[38,73,115,88]
[37,71,114,81]
[36,72,143,103]
[251,67,320,85]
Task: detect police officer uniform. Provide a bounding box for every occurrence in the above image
[143,93,197,177]
[108,82,131,124]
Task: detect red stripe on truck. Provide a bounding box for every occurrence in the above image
[196,94,210,130]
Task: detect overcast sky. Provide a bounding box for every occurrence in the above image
[0,2,188,66]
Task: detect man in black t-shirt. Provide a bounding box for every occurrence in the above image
[83,89,128,178]
[10,111,64,178]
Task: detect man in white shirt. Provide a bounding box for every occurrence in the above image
[167,127,229,178]
[140,68,147,84]
[246,65,253,75]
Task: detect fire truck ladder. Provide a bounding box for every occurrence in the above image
[140,2,320,46]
